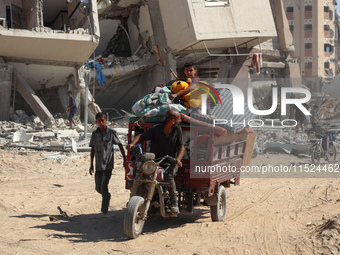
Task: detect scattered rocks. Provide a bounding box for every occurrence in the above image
[0,109,129,153]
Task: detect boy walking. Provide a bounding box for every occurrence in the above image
[89,112,126,216]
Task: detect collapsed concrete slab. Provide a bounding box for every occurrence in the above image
[14,73,55,128]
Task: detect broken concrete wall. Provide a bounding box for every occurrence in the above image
[22,0,39,29]
[97,0,110,14]
[0,63,12,121]
[127,14,139,55]
[127,3,153,55]
[273,0,294,52]
[95,19,120,57]
[93,69,154,117]
[1,0,23,28]
[138,4,153,50]
[145,0,177,83]
[218,49,252,97]
[156,0,276,52]
[287,62,302,87]
[14,73,55,127]
[68,0,100,36]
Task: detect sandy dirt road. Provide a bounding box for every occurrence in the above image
[0,149,339,255]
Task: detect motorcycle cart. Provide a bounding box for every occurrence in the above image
[124,118,256,238]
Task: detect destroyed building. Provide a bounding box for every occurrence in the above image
[0,0,100,126]
[91,0,278,115]
[0,0,314,128]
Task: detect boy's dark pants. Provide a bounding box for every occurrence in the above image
[95,169,112,214]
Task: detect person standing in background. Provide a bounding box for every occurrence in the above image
[66,91,78,129]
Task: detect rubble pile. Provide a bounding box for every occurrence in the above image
[318,96,340,120]
[2,107,339,162]
[99,49,152,69]
[255,130,311,156]
[0,110,129,154]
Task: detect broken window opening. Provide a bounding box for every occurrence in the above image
[1,0,92,33]
[5,4,23,29]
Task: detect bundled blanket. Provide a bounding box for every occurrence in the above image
[132,87,187,118]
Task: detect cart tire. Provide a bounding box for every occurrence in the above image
[210,185,227,222]
[311,144,321,165]
[326,144,337,163]
[124,196,145,239]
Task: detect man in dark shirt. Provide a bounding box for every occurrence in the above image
[66,91,78,129]
[89,112,126,216]
[126,110,185,213]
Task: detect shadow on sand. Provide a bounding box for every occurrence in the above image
[12,207,210,242]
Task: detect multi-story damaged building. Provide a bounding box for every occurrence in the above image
[0,0,281,125]
[283,0,338,92]
[0,0,99,124]
[93,0,277,112]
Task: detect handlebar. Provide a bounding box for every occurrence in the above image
[155,155,177,165]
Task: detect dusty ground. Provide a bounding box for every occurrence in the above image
[0,147,339,255]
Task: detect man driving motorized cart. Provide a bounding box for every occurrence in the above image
[126,109,185,214]
[123,106,255,238]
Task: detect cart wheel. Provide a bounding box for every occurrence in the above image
[210,185,227,222]
[124,196,145,239]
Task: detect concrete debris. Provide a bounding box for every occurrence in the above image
[55,118,67,129]
[255,125,340,158]
[101,50,156,78]
[5,107,338,162]
[318,97,340,120]
[0,109,129,156]
[40,152,85,165]
[256,130,314,156]
[13,130,33,143]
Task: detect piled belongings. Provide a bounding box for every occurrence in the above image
[132,86,187,119]
[131,81,256,137]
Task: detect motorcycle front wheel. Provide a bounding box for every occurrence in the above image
[124,196,146,239]
[311,144,321,165]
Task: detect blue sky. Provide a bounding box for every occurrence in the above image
[337,0,340,17]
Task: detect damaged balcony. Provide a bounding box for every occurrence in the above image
[160,0,277,55]
[0,0,99,67]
